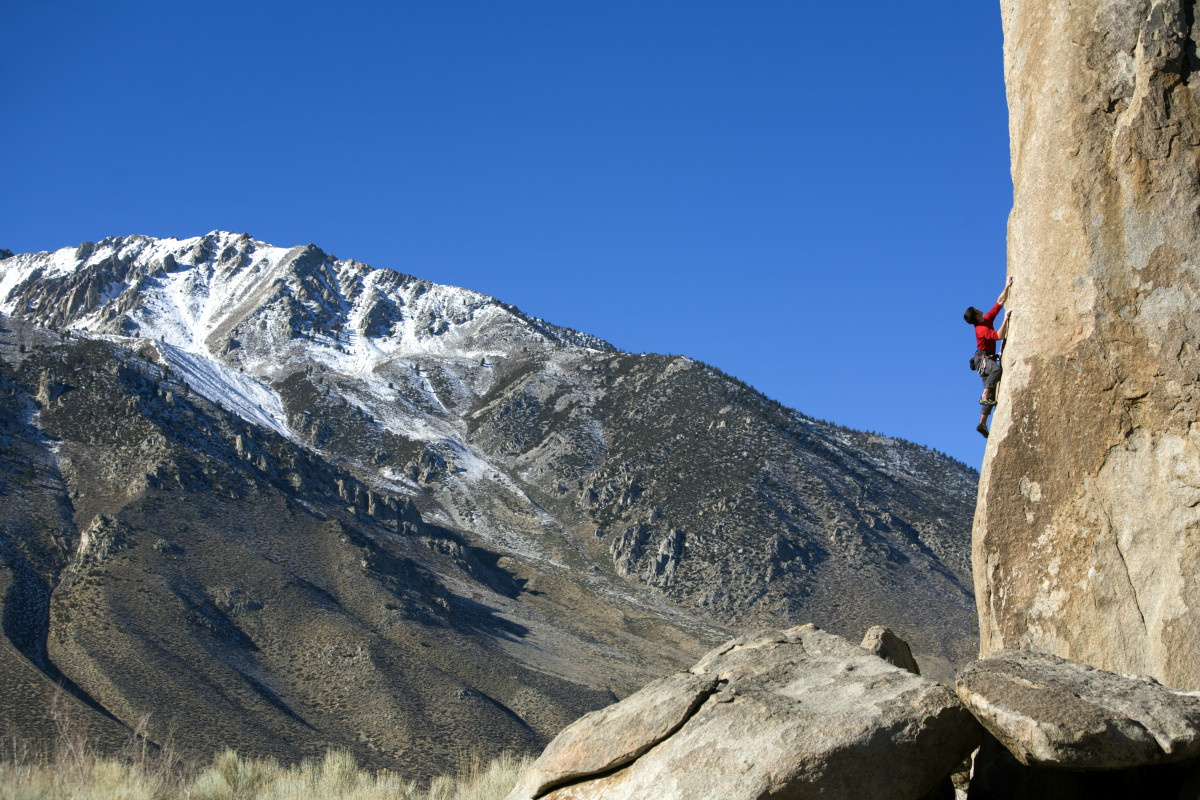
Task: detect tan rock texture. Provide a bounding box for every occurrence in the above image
[505,672,720,800]
[978,0,1200,688]
[506,626,981,800]
[956,650,1200,769]
[861,624,922,675]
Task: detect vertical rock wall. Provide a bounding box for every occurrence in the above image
[978,0,1200,688]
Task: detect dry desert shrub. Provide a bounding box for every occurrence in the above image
[191,747,531,800]
[0,693,177,800]
[191,747,414,800]
[0,756,165,800]
[0,696,532,800]
[423,751,531,800]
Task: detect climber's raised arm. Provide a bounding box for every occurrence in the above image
[996,275,1014,308]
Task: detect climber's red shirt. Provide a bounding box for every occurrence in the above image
[975,304,1002,354]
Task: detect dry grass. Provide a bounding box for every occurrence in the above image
[0,693,531,800]
[189,748,530,800]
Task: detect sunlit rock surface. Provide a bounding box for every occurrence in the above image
[977,0,1200,689]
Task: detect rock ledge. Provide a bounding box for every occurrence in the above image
[956,650,1200,770]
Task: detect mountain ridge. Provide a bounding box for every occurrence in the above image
[0,231,974,469]
[0,231,979,776]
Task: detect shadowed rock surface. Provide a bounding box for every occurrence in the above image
[507,626,981,800]
[967,730,1200,800]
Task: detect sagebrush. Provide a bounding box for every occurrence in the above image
[0,701,530,800]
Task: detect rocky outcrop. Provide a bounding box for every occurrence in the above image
[506,626,981,800]
[977,0,1200,688]
[609,523,650,578]
[957,651,1200,769]
[644,528,684,587]
[862,625,921,675]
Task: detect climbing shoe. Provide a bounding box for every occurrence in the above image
[980,396,997,407]
[976,423,989,438]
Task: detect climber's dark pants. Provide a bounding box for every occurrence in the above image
[975,355,1002,417]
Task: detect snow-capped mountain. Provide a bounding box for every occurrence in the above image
[0,232,979,774]
[1,231,602,441]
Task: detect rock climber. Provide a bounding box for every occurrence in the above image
[964,276,1013,439]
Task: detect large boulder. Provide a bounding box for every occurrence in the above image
[956,650,1200,769]
[977,0,1200,688]
[506,625,981,800]
[506,671,721,799]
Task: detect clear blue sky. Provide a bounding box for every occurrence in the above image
[1,1,1011,466]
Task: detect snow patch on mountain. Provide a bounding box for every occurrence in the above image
[158,342,291,439]
[0,230,980,677]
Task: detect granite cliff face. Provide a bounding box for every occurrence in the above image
[977,0,1200,688]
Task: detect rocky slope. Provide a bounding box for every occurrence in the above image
[977,0,1200,689]
[0,232,978,773]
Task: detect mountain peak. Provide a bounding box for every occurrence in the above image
[0,230,979,776]
[0,233,613,361]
